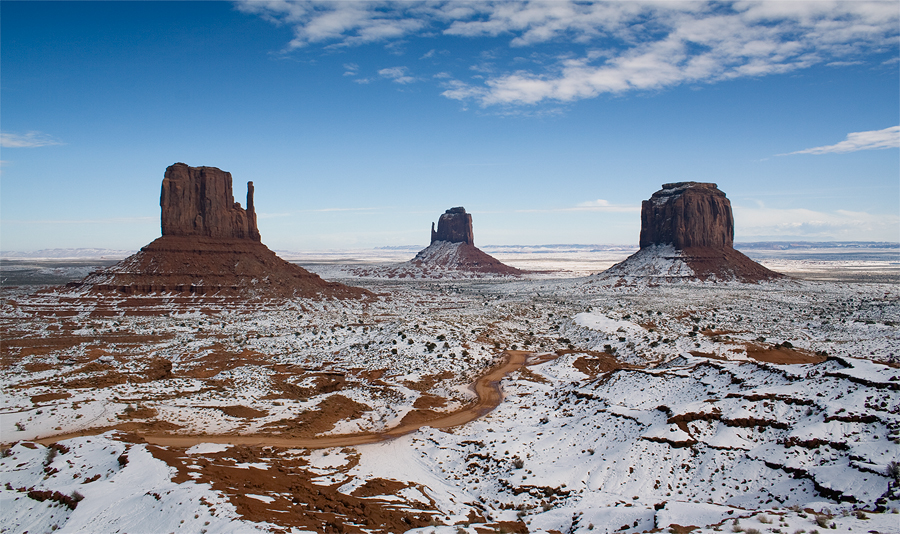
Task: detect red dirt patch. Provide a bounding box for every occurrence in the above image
[261,394,371,437]
[565,350,636,378]
[745,343,826,365]
[143,444,436,533]
[30,392,71,403]
[217,405,268,419]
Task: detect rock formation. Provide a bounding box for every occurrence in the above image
[411,207,523,276]
[71,164,369,299]
[347,207,523,278]
[603,182,782,282]
[639,182,733,249]
[160,163,260,241]
[431,207,474,245]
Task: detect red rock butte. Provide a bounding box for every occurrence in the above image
[607,182,782,282]
[70,163,370,299]
[412,207,523,276]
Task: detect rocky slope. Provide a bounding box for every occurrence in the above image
[69,163,369,299]
[604,183,782,283]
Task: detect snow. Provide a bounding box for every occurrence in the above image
[2,249,898,533]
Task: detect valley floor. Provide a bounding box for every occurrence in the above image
[1,256,898,533]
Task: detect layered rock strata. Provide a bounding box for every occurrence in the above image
[413,207,522,276]
[161,163,260,241]
[431,207,474,245]
[71,164,369,299]
[604,182,781,282]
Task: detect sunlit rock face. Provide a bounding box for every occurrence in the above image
[604,182,782,283]
[431,207,474,246]
[70,163,370,299]
[160,163,260,241]
[639,182,733,250]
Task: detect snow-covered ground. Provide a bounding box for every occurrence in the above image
[1,252,898,533]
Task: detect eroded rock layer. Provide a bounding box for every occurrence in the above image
[605,182,782,282]
[71,164,369,299]
[161,163,260,241]
[639,182,733,249]
[73,236,368,298]
[431,207,474,245]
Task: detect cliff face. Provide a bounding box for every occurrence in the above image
[431,207,474,246]
[160,163,260,241]
[73,163,369,299]
[602,182,782,283]
[639,182,733,249]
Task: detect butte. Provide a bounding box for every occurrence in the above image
[601,182,782,282]
[70,163,370,299]
[407,207,524,276]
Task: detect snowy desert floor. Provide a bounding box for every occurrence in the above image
[1,250,899,533]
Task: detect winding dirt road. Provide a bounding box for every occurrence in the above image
[39,350,538,449]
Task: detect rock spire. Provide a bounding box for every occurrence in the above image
[72,163,369,299]
[431,207,474,246]
[160,163,260,241]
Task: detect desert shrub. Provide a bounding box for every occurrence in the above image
[759,515,771,524]
[814,516,830,528]
[886,461,900,481]
[744,529,762,534]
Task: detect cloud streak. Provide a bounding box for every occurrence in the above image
[734,204,899,241]
[236,1,899,107]
[780,126,900,155]
[1,131,64,148]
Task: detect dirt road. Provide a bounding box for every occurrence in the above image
[39,350,536,449]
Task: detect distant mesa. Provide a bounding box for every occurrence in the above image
[431,206,474,245]
[346,207,524,278]
[603,182,783,282]
[411,207,523,276]
[70,163,370,299]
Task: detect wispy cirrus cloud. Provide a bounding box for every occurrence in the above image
[378,66,417,84]
[0,131,64,148]
[516,199,639,213]
[780,126,900,156]
[236,1,899,107]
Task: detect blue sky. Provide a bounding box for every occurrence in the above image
[2,1,898,251]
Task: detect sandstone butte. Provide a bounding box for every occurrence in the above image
[411,207,524,276]
[611,182,782,282]
[70,163,370,299]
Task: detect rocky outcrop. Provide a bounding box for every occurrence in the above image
[160,163,260,241]
[639,182,733,249]
[72,164,369,299]
[347,207,523,278]
[602,183,782,283]
[431,207,474,245]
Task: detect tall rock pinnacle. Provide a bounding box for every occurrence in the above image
[71,163,370,299]
[639,182,733,249]
[431,207,474,245]
[160,163,260,241]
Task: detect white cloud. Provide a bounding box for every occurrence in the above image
[379,66,416,84]
[578,199,610,207]
[734,203,900,241]
[780,126,900,156]
[1,131,64,148]
[516,200,639,213]
[238,1,899,106]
